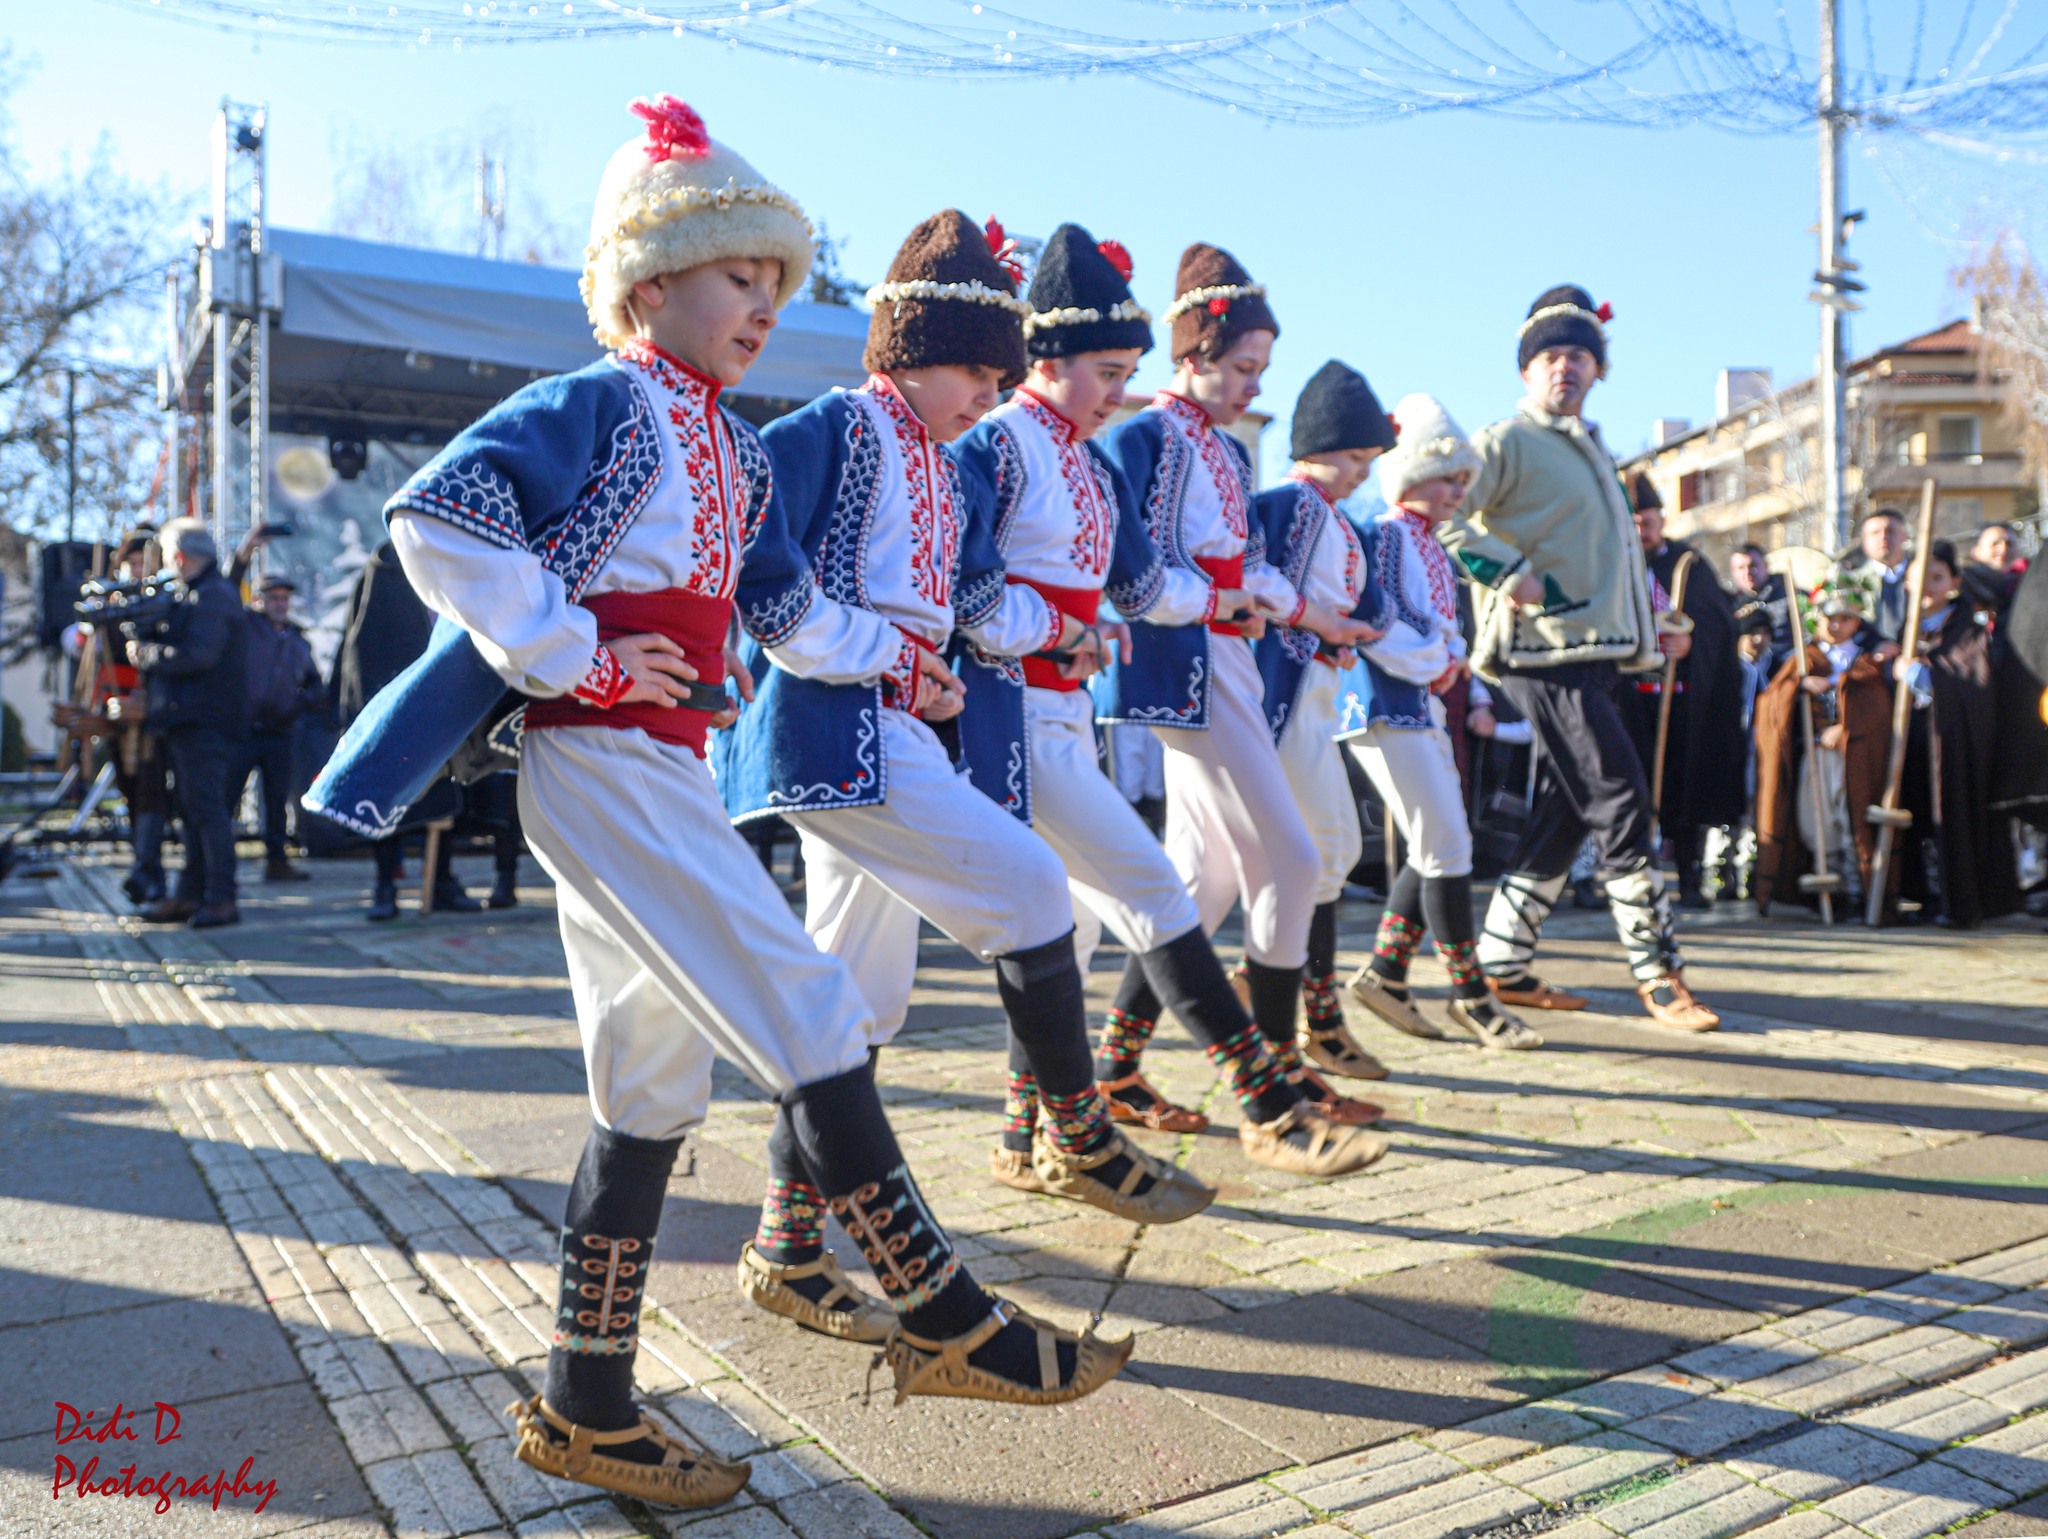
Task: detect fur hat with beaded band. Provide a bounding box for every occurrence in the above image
[1290,361,1397,461]
[1166,242,1279,362]
[1376,393,1482,502]
[864,210,1031,387]
[1024,223,1154,360]
[1517,283,1611,373]
[582,95,815,350]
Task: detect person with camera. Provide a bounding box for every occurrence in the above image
[235,575,323,882]
[131,518,248,929]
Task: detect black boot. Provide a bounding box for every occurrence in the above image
[1677,859,1709,910]
[488,866,520,909]
[367,879,399,922]
[433,875,483,914]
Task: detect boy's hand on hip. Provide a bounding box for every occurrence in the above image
[612,632,699,706]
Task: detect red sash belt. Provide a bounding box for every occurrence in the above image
[881,628,939,718]
[1196,554,1246,635]
[524,589,731,758]
[1011,576,1100,692]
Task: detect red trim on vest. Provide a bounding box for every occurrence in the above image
[1196,554,1246,634]
[1010,575,1101,691]
[524,589,731,758]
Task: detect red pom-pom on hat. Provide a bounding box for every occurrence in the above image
[1207,296,1230,317]
[630,95,710,164]
[984,215,1025,285]
[1097,239,1134,282]
[1595,300,1614,323]
[1387,414,1401,438]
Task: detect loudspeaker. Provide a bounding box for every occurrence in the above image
[36,541,98,649]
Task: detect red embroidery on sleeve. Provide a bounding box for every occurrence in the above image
[574,645,632,708]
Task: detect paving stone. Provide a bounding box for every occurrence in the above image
[1726,1424,1918,1502]
[1943,1292,2048,1348]
[1739,1354,1908,1415]
[1276,1443,1468,1512]
[1841,1386,2010,1451]
[1621,1391,1798,1457]
[1841,1325,1999,1383]
[657,1508,799,1539]
[1423,1405,1606,1468]
[1493,1431,1675,1504]
[1669,1332,1820,1388]
[1774,1299,1922,1355]
[1951,1349,2048,1415]
[1548,1367,1716,1427]
[1936,1412,2048,1497]
[1953,1239,2048,1289]
[1104,1481,1312,1538]
[1333,1468,1540,1539]
[1819,1461,2007,1539]
[1588,1463,1788,1539]
[1866,1274,2010,1321]
[1737,1512,1864,1539]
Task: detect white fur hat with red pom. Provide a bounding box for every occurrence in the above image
[581,95,815,349]
[1377,392,1482,500]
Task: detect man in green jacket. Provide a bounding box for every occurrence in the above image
[1439,285,1719,1033]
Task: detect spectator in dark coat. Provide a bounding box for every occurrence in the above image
[134,519,248,929]
[1843,508,1911,653]
[334,541,479,919]
[233,576,325,881]
[1730,544,1795,674]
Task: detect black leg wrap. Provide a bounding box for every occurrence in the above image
[1111,948,1162,1022]
[1138,925,1253,1053]
[1307,902,1339,981]
[1242,959,1304,1050]
[544,1123,681,1431]
[782,1062,990,1340]
[995,929,1095,1099]
[1422,873,1479,947]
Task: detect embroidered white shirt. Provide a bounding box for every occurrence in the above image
[1363,509,1465,686]
[1289,475,1367,613]
[1152,393,1302,619]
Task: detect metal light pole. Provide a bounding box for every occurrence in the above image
[64,368,78,544]
[1812,0,1865,555]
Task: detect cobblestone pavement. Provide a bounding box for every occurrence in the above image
[4,850,2047,1539]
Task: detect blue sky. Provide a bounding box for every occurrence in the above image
[14,3,1994,487]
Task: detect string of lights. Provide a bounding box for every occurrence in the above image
[102,0,2048,153]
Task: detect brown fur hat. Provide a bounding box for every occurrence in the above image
[1165,242,1279,362]
[863,210,1030,387]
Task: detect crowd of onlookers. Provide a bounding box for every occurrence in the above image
[56,501,2048,935]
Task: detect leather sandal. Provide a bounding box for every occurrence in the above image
[873,1299,1131,1407]
[1240,1105,1388,1177]
[990,1144,1051,1193]
[509,1393,749,1508]
[1301,1020,1390,1080]
[1348,964,1447,1040]
[1446,997,1545,1051]
[736,1241,895,1344]
[1031,1129,1215,1224]
[1291,1065,1383,1126]
[1487,974,1588,1011]
[1098,1071,1210,1133]
[1638,973,1720,1032]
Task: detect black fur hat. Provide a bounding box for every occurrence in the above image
[864,209,1030,388]
[1517,283,1609,372]
[1024,223,1154,360]
[1290,361,1397,460]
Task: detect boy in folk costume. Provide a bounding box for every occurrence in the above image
[718,210,1214,1345]
[947,225,1387,1181]
[1095,245,1384,1128]
[309,104,1125,1507]
[1340,397,1545,1049]
[1248,361,1401,1078]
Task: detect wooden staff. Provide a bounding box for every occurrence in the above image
[1786,579,1843,925]
[1648,549,1699,851]
[1863,479,1938,926]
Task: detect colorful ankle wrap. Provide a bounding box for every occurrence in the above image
[1438,937,1487,995]
[1002,1069,1040,1142]
[1202,1023,1289,1112]
[1097,1008,1157,1077]
[1039,1085,1117,1158]
[1373,912,1426,981]
[755,1176,826,1261]
[1302,972,1341,1024]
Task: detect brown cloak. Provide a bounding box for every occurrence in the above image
[1752,639,1891,913]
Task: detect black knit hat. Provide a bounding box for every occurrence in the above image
[864,209,1030,388]
[1625,469,1662,512]
[1290,361,1397,460]
[1024,223,1154,360]
[1517,283,1609,372]
[1167,242,1279,362]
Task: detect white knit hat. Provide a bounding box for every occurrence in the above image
[1376,392,1482,501]
[580,96,815,350]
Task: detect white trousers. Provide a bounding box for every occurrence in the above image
[518,726,874,1143]
[1154,637,1320,969]
[1345,701,1473,879]
[788,709,1074,1047]
[1276,664,1366,906]
[1026,686,1198,975]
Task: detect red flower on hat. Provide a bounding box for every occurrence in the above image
[1207,296,1230,317]
[1387,414,1401,437]
[984,216,1024,285]
[1097,239,1133,281]
[1595,301,1614,323]
[630,95,710,164]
